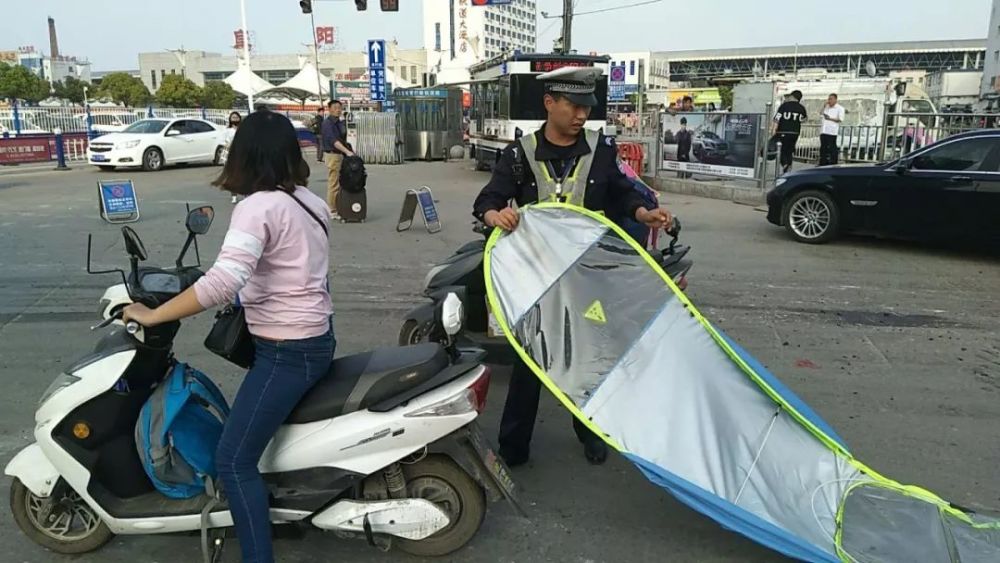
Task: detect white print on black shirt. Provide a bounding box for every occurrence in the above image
[774,101,808,135]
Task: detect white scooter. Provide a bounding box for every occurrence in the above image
[5,206,522,560]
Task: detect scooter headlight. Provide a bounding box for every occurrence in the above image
[39,373,81,406]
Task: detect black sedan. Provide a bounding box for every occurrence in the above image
[766,129,1000,244]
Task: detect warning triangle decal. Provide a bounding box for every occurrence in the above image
[584,300,607,324]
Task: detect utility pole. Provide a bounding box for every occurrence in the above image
[300,1,325,105]
[561,0,574,54]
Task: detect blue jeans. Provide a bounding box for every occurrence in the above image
[216,330,335,563]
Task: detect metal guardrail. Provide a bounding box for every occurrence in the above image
[353,112,403,165]
[794,112,999,164]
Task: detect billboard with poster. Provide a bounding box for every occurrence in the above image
[660,112,760,179]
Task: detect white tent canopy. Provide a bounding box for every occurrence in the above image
[260,61,331,100]
[223,63,274,97]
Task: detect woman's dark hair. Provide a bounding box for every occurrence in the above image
[228,111,242,126]
[212,110,309,196]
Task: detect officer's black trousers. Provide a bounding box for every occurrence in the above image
[498,355,598,459]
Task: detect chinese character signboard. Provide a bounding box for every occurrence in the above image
[316,26,335,46]
[367,39,387,102]
[471,0,513,4]
[0,138,52,165]
[457,0,469,53]
[529,59,591,73]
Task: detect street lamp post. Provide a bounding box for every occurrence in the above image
[309,11,324,105]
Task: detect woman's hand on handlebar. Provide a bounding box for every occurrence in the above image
[122,303,160,328]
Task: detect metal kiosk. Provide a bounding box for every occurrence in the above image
[396,87,464,161]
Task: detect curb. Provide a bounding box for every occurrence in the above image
[643,175,766,205]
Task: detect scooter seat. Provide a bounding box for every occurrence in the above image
[286,343,450,424]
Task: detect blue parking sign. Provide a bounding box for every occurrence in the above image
[98,179,140,223]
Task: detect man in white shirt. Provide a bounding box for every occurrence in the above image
[819,93,845,165]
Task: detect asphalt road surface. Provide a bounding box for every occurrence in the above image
[0,158,998,563]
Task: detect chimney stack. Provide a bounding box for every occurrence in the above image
[48,16,59,59]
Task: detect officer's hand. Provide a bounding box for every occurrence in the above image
[636,207,673,230]
[485,208,520,231]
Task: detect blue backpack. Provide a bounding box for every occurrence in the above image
[135,362,230,499]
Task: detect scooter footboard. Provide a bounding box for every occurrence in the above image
[428,423,526,517]
[4,443,60,497]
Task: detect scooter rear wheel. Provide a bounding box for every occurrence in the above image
[395,456,486,557]
[10,479,113,554]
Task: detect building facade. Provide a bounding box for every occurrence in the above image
[655,39,985,84]
[422,0,537,84]
[138,47,428,92]
[0,46,91,85]
[983,0,1000,103]
[606,51,671,90]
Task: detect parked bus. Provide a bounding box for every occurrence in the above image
[467,52,610,171]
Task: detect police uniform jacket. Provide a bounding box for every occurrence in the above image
[472,125,647,223]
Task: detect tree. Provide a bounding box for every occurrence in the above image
[97,72,151,107]
[200,81,237,109]
[0,63,50,103]
[718,85,733,111]
[156,74,203,107]
[56,76,89,105]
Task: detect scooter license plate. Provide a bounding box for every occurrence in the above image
[468,426,517,500]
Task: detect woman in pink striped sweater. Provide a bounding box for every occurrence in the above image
[124,110,333,563]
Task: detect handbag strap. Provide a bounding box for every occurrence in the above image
[284,189,328,237]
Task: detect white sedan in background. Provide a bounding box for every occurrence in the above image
[87,118,225,172]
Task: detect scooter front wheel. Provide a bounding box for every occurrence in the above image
[395,456,486,557]
[10,478,113,554]
[398,319,430,346]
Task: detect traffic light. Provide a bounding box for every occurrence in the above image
[355,0,367,10]
[299,0,312,14]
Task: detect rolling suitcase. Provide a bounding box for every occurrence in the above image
[337,188,367,223]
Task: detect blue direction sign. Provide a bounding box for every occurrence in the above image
[367,39,386,69]
[368,39,387,101]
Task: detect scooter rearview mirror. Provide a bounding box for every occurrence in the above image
[121,227,148,261]
[185,206,215,235]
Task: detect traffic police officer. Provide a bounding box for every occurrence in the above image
[472,66,673,467]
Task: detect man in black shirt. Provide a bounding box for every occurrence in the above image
[473,66,673,467]
[771,89,808,173]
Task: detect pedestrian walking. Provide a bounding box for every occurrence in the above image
[771,90,807,173]
[819,93,844,166]
[311,106,325,163]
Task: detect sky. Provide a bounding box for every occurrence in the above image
[0,0,991,71]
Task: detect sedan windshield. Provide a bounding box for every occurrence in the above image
[122,120,168,134]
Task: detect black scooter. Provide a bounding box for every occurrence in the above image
[399,218,693,364]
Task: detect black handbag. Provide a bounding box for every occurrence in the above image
[204,301,255,369]
[203,189,329,369]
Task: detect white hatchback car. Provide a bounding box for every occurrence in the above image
[87,118,225,172]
